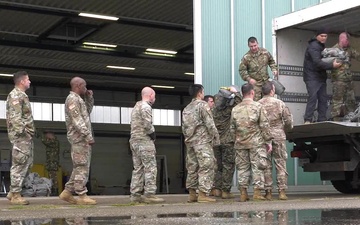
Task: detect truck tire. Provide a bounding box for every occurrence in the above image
[331,180,358,194]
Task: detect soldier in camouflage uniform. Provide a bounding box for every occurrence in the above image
[212,86,242,199]
[204,95,215,109]
[258,81,293,200]
[329,32,360,121]
[40,131,60,196]
[182,84,220,203]
[6,71,34,205]
[230,83,273,202]
[129,87,164,204]
[59,77,96,205]
[239,37,278,101]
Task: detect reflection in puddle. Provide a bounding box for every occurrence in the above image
[4,209,360,225]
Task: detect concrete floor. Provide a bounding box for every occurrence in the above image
[1,191,360,221]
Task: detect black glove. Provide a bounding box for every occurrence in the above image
[148,132,156,141]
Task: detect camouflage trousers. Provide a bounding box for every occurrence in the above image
[48,170,58,193]
[213,144,235,192]
[129,140,158,196]
[331,81,356,118]
[10,135,34,193]
[264,140,288,190]
[65,143,91,195]
[253,81,265,101]
[235,147,266,189]
[186,143,216,194]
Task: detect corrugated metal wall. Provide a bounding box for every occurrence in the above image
[295,0,320,11]
[199,0,326,187]
[201,0,232,95]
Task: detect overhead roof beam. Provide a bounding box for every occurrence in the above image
[0,39,193,64]
[0,1,192,32]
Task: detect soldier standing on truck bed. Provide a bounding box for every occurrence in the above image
[330,32,360,121]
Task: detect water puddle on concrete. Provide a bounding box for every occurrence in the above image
[3,208,360,224]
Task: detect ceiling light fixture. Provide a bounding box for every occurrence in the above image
[106,65,135,70]
[79,12,119,21]
[0,73,13,77]
[151,85,175,89]
[144,52,175,57]
[146,48,177,55]
[83,42,117,48]
[184,72,195,76]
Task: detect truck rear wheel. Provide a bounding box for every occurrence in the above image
[331,180,359,194]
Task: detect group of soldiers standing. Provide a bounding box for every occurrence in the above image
[181,36,293,203]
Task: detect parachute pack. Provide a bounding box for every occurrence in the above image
[321,48,349,64]
[214,87,242,110]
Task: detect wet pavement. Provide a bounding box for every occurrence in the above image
[1,192,360,224]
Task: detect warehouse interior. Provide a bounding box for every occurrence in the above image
[0,0,194,195]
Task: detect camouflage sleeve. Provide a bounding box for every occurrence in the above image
[8,97,26,136]
[267,51,278,72]
[68,99,93,142]
[200,103,219,142]
[142,105,155,134]
[229,110,236,142]
[282,105,293,131]
[350,48,360,61]
[259,106,273,141]
[84,94,94,115]
[239,57,250,81]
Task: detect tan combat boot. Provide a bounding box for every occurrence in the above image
[6,192,13,201]
[253,188,266,201]
[11,192,29,205]
[142,194,165,203]
[197,191,216,203]
[188,188,197,203]
[59,189,77,204]
[221,191,234,199]
[264,189,272,200]
[278,189,288,200]
[130,194,142,203]
[214,189,222,197]
[77,194,97,205]
[239,187,248,202]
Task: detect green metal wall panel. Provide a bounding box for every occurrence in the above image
[201,0,232,96]
[294,0,320,11]
[233,0,262,88]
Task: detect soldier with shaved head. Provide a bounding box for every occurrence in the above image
[330,32,360,121]
[59,77,96,205]
[6,71,34,205]
[129,87,164,204]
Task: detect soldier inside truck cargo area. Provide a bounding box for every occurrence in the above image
[303,28,342,124]
[329,32,360,121]
[239,36,278,101]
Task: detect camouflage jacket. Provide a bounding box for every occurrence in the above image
[239,47,278,83]
[258,96,293,141]
[6,87,35,143]
[182,99,220,147]
[330,43,360,82]
[213,94,242,144]
[230,98,273,149]
[41,136,60,170]
[130,101,155,141]
[65,91,94,144]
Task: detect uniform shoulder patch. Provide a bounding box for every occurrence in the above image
[69,104,76,110]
